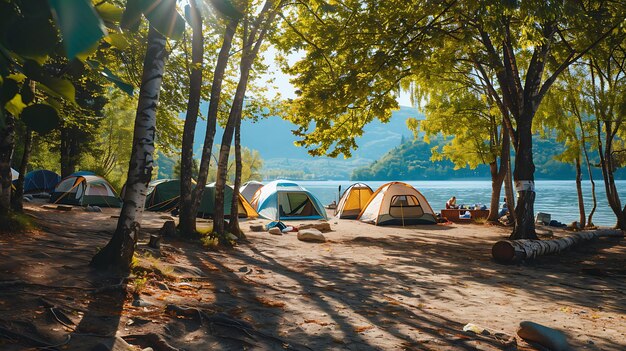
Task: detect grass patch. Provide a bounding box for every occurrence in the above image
[131,251,176,282]
[0,211,35,233]
[473,217,489,224]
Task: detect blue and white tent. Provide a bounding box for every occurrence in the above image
[250,180,328,221]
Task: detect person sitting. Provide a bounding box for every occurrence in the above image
[498,197,509,218]
[446,196,457,209]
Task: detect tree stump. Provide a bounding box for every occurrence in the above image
[159,220,176,238]
[148,234,161,249]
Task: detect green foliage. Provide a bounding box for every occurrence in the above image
[48,0,106,59]
[0,211,35,233]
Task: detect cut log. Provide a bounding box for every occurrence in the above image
[159,220,176,237]
[493,229,623,264]
[517,321,569,351]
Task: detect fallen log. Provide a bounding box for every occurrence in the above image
[517,321,569,351]
[492,229,623,264]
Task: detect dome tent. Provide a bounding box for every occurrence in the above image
[239,181,264,203]
[23,170,61,193]
[51,175,122,207]
[145,179,185,212]
[251,180,328,221]
[198,183,258,219]
[358,182,436,225]
[335,183,373,219]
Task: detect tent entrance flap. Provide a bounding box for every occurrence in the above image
[278,192,322,218]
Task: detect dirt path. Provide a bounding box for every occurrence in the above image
[0,203,624,350]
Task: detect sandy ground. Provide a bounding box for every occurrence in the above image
[0,202,624,350]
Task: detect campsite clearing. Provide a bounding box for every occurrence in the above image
[0,203,624,350]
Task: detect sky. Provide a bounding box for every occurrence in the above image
[259,46,414,107]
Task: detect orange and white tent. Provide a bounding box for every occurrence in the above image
[358,182,436,225]
[335,183,373,219]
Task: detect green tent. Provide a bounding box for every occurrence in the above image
[198,183,258,218]
[145,179,183,212]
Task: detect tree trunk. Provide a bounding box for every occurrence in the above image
[492,229,623,264]
[577,113,596,226]
[91,27,168,272]
[488,125,510,223]
[213,1,276,235]
[228,117,243,237]
[0,113,15,216]
[510,118,537,240]
[504,150,516,223]
[575,155,586,228]
[11,128,32,212]
[178,0,204,238]
[597,118,626,229]
[184,18,239,235]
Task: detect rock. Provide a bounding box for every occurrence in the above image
[92,206,102,212]
[159,220,176,237]
[268,227,282,235]
[238,266,249,272]
[517,321,569,351]
[250,225,265,232]
[298,222,331,233]
[297,229,326,242]
[91,336,135,351]
[132,298,152,307]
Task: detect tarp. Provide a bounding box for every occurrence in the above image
[335,183,373,219]
[51,175,122,207]
[198,183,258,218]
[70,171,96,176]
[11,168,18,181]
[240,181,264,203]
[358,182,436,225]
[251,180,328,221]
[23,170,61,193]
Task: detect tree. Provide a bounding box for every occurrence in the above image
[179,0,205,238]
[278,0,622,239]
[213,0,283,236]
[178,14,241,236]
[586,35,626,229]
[91,0,185,271]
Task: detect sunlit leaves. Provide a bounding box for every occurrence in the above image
[48,0,107,59]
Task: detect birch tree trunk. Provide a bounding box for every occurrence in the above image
[504,149,516,223]
[0,113,15,216]
[181,18,239,235]
[11,128,32,212]
[492,229,624,264]
[179,0,204,238]
[91,27,168,271]
[228,117,243,237]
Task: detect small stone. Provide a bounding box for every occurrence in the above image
[268,227,282,235]
[297,229,326,242]
[250,225,265,232]
[132,299,152,307]
[239,266,249,272]
[298,222,331,233]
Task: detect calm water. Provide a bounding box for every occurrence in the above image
[292,180,626,227]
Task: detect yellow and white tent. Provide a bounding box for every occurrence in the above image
[335,183,373,219]
[358,182,436,225]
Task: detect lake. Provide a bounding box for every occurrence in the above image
[291,180,626,227]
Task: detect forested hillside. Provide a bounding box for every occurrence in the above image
[352,136,626,181]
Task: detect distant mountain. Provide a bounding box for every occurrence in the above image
[189,104,423,179]
[351,136,626,181]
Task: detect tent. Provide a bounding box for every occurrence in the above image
[51,175,122,207]
[251,180,328,221]
[358,182,436,225]
[11,168,19,181]
[335,183,373,219]
[70,171,96,176]
[198,183,258,218]
[240,181,263,202]
[23,170,61,193]
[145,179,184,212]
